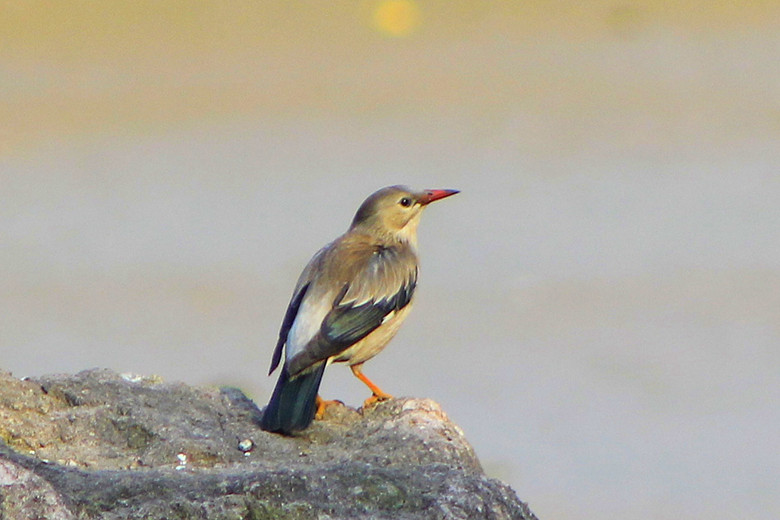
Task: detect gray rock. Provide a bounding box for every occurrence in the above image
[0,368,538,519]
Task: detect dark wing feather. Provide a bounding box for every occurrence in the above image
[268,282,310,375]
[389,272,416,311]
[322,292,398,347]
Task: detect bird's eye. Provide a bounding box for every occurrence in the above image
[399,197,412,207]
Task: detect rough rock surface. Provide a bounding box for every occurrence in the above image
[0,368,538,519]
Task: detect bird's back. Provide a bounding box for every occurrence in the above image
[283,231,418,375]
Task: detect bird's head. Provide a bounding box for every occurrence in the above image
[350,185,459,245]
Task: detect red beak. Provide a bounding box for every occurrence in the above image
[418,189,460,205]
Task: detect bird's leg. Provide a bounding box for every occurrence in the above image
[314,395,343,420]
[350,363,393,408]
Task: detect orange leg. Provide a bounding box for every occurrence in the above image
[350,363,393,408]
[314,395,343,420]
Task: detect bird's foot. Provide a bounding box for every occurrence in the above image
[362,391,394,409]
[314,396,344,420]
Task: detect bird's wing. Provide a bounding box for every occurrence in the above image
[284,242,417,377]
[267,246,329,375]
[267,281,309,375]
[322,266,416,347]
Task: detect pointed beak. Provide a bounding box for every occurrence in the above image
[418,189,460,205]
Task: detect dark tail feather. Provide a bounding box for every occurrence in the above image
[259,362,326,434]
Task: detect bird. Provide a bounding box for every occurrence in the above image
[259,185,459,434]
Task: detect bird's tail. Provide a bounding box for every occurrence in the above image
[259,362,326,434]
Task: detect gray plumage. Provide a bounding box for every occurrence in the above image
[260,185,458,434]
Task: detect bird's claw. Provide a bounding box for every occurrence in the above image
[314,397,344,420]
[362,391,394,409]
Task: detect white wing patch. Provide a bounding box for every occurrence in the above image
[285,291,332,362]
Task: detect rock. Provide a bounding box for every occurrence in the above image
[0,368,538,519]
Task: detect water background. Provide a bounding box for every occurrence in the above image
[2,3,779,519]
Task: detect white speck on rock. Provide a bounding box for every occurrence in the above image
[238,438,254,453]
[175,453,187,470]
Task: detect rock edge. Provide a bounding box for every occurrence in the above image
[0,368,538,520]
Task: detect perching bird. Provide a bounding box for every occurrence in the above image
[259,185,458,434]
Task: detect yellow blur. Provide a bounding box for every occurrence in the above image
[371,0,421,37]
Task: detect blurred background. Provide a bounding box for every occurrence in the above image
[2,1,778,518]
